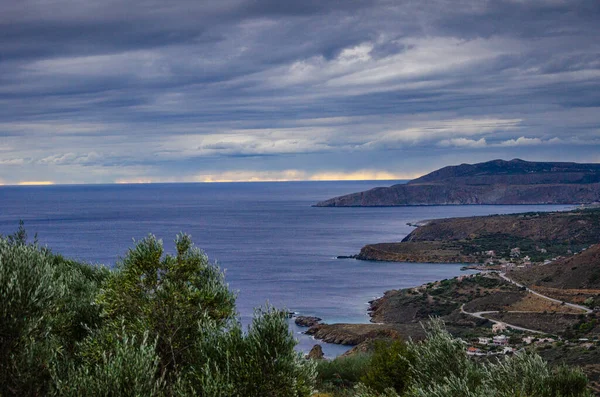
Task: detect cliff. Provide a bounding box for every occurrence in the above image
[315,159,600,207]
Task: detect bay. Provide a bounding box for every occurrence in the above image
[0,181,571,356]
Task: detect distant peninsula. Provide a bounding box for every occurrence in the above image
[314,159,600,207]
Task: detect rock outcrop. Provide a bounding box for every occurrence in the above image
[306,344,324,360]
[315,159,600,207]
[305,323,406,345]
[294,316,322,327]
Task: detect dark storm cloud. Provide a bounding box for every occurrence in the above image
[0,0,375,62]
[0,0,599,183]
[436,0,600,37]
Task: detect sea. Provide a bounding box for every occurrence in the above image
[0,181,572,357]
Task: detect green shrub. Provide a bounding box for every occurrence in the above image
[317,353,371,391]
[96,234,315,396]
[546,365,590,397]
[406,319,479,392]
[170,306,315,397]
[52,329,165,397]
[361,340,410,394]
[97,233,237,375]
[351,383,399,397]
[238,306,316,397]
[342,319,591,397]
[0,239,62,395]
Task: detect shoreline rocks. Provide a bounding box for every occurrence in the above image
[306,344,324,360]
[304,323,405,345]
[294,316,322,327]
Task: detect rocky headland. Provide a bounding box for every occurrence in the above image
[314,159,600,207]
[355,208,600,263]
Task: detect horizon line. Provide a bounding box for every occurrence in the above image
[0,178,410,187]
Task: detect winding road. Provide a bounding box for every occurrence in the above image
[498,272,592,314]
[460,304,547,334]
[460,272,592,335]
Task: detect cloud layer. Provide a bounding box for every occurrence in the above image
[1,0,599,183]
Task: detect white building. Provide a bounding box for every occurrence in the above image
[493,335,509,346]
[522,336,535,344]
[510,247,521,258]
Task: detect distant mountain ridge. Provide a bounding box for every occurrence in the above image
[409,159,600,185]
[314,159,600,207]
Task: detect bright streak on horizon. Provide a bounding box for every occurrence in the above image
[6,170,422,186]
[114,178,155,184]
[113,169,421,184]
[194,169,419,183]
[16,181,55,186]
[308,170,418,181]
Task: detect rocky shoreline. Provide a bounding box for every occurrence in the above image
[297,246,600,350]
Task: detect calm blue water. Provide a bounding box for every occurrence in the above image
[0,182,571,357]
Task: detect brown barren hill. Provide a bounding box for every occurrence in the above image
[314,159,600,207]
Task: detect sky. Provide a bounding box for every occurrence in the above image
[1,0,599,185]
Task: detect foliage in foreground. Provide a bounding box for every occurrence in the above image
[328,319,591,397]
[316,353,371,392]
[0,223,591,397]
[0,226,315,396]
[316,340,411,397]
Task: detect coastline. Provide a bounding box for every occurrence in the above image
[299,207,600,358]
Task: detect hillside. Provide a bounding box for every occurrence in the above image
[508,243,600,308]
[509,244,600,290]
[315,159,600,206]
[402,209,600,244]
[356,208,600,263]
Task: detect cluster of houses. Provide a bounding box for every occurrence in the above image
[476,244,592,270]
[477,245,572,269]
[464,320,564,357]
[479,247,537,268]
[465,334,560,356]
[464,329,600,357]
[467,335,515,356]
[477,335,509,346]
